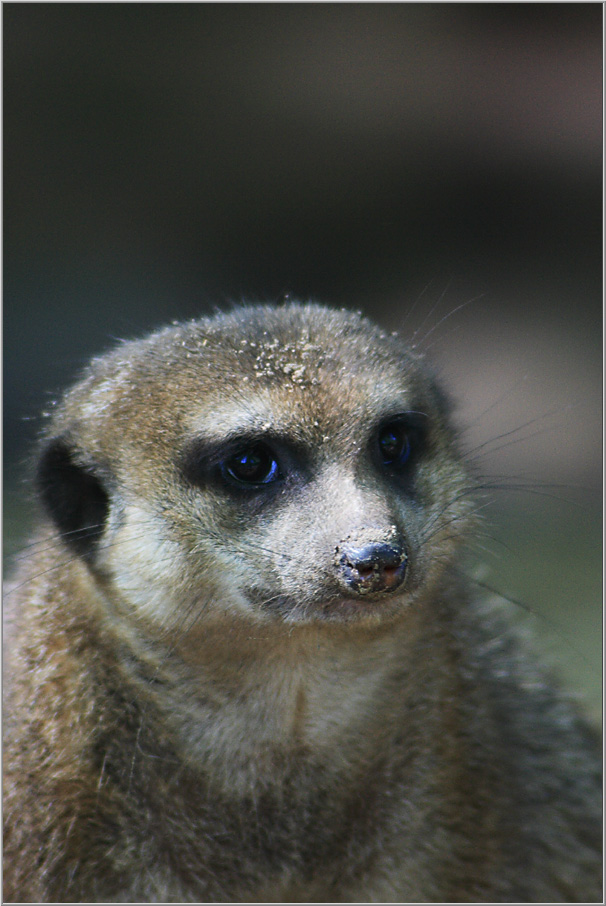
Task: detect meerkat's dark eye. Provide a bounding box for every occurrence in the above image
[220,443,280,487]
[378,423,411,467]
[376,416,426,472]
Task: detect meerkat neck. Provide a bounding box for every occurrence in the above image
[118,608,432,789]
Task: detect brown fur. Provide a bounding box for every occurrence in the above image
[3,303,602,902]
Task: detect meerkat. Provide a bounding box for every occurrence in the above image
[3,302,602,903]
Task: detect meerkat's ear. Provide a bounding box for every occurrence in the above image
[36,436,110,560]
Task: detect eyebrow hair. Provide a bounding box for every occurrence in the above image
[185,397,282,441]
[185,395,432,444]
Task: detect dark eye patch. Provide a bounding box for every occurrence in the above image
[180,433,298,494]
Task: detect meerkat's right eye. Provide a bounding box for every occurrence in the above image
[220,443,281,488]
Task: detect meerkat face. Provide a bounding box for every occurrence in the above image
[36,304,474,632]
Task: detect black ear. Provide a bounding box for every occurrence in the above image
[36,437,110,560]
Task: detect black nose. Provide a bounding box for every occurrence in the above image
[335,540,407,596]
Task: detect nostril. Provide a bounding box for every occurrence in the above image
[357,565,374,578]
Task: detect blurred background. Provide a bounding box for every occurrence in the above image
[4,4,602,721]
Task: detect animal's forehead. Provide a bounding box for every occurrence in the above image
[185,369,425,443]
[204,327,386,383]
[172,319,433,440]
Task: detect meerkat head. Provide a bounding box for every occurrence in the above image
[36,303,474,633]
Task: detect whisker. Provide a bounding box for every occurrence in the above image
[399,279,436,331]
[414,293,486,351]
[463,408,565,460]
[457,571,593,668]
[409,281,452,348]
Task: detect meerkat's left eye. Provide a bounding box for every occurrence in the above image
[221,443,281,487]
[376,412,430,472]
[378,422,411,467]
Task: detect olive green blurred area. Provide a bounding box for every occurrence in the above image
[477,495,601,727]
[4,5,602,722]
